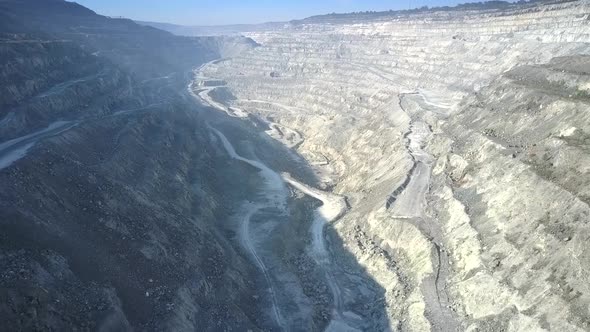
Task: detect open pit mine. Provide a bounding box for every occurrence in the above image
[1,0,590,331]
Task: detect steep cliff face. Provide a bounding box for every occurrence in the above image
[0,1,265,330]
[195,1,590,330]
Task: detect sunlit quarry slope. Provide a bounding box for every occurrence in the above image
[195,1,590,331]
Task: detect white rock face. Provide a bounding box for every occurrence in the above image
[193,1,590,331]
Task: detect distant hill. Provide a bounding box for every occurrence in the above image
[137,0,565,33]
[0,0,222,78]
[135,20,286,36]
[294,0,566,24]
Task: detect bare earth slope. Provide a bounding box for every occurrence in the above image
[195,1,590,330]
[0,1,268,330]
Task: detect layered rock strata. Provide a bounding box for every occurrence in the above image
[196,1,590,330]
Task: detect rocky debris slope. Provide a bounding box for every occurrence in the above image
[0,107,264,331]
[196,0,590,330]
[0,0,265,330]
[0,35,135,140]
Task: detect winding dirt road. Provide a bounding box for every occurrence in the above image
[282,175,362,332]
[0,121,78,170]
[390,92,458,332]
[209,126,287,330]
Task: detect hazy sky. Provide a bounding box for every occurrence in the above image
[73,0,470,26]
